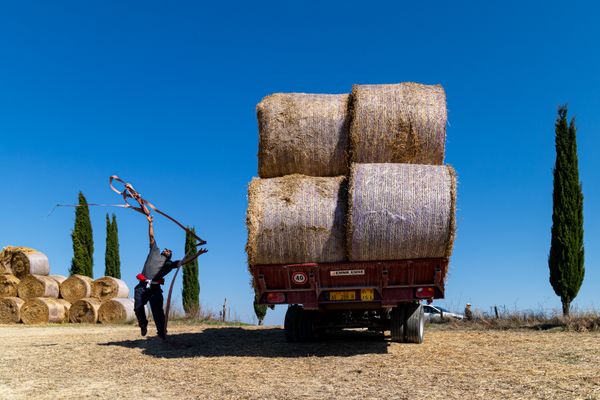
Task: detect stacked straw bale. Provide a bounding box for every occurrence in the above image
[49,275,67,285]
[0,297,24,324]
[350,83,447,165]
[91,277,129,301]
[21,297,67,324]
[0,274,20,297]
[17,275,60,299]
[246,175,347,265]
[347,163,456,261]
[10,250,50,279]
[257,93,350,178]
[0,246,44,276]
[60,274,93,303]
[98,298,135,324]
[69,298,102,323]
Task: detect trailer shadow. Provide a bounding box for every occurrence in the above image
[100,327,390,358]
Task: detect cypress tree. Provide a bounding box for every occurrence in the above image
[104,213,121,279]
[253,294,267,326]
[182,227,200,316]
[548,105,585,316]
[70,192,94,277]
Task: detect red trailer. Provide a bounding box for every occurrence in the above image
[251,258,448,343]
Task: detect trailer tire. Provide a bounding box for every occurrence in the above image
[284,305,302,342]
[390,306,406,343]
[405,303,424,344]
[298,310,318,342]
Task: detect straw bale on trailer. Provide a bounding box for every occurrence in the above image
[0,297,24,324]
[246,174,347,265]
[60,274,93,303]
[69,298,101,323]
[9,249,50,279]
[350,83,447,165]
[17,275,60,299]
[0,246,38,275]
[21,298,67,324]
[91,277,129,301]
[257,93,350,178]
[347,163,456,261]
[0,274,20,297]
[98,298,135,324]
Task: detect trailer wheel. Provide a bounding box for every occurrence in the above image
[390,306,406,343]
[284,305,302,342]
[298,310,318,342]
[405,303,424,344]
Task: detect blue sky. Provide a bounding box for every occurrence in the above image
[0,1,598,324]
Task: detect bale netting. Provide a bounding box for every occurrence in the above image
[0,274,20,297]
[56,299,71,315]
[246,174,347,265]
[69,298,101,323]
[17,275,60,299]
[91,277,129,301]
[98,298,135,324]
[21,298,67,324]
[257,93,351,178]
[0,297,24,324]
[49,275,67,285]
[10,250,50,279]
[350,83,447,165]
[0,246,38,274]
[60,274,93,303]
[347,163,456,261]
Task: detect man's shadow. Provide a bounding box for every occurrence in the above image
[99,327,390,358]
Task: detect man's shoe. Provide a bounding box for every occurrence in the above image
[157,331,167,341]
[140,325,148,337]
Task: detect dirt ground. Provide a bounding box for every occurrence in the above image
[0,323,598,400]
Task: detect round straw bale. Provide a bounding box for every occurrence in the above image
[69,298,101,323]
[350,83,447,165]
[246,174,347,265]
[10,251,50,279]
[0,274,20,297]
[257,93,350,178]
[17,275,60,299]
[21,297,67,324]
[48,275,67,285]
[55,299,71,314]
[60,274,93,303]
[347,163,457,261]
[0,246,38,274]
[91,277,129,301]
[0,297,24,323]
[98,298,135,324]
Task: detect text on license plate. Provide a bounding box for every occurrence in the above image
[329,291,356,301]
[360,289,375,301]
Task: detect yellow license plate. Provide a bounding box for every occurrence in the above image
[329,291,356,301]
[360,289,375,301]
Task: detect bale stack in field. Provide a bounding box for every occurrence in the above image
[69,298,102,323]
[21,297,68,324]
[0,274,20,297]
[60,274,93,303]
[0,297,24,323]
[247,82,457,275]
[98,298,135,324]
[0,244,135,325]
[91,277,129,301]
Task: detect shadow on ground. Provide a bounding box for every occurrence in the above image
[100,327,390,358]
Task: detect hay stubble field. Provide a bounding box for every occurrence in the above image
[0,323,598,399]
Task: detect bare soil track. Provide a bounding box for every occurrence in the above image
[0,323,598,399]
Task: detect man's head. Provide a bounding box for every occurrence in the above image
[161,248,172,259]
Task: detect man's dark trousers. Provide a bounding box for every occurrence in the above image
[134,282,166,336]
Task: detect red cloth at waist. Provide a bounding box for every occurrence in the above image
[136,273,164,285]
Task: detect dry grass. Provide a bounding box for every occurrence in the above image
[0,323,598,399]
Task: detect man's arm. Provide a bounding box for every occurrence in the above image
[147,215,155,248]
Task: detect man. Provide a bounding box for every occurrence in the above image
[134,215,180,340]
